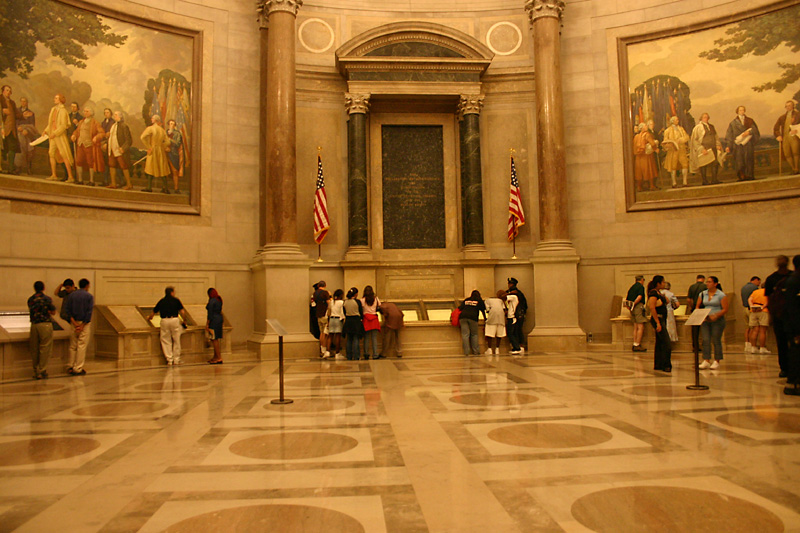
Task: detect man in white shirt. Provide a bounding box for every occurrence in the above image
[484,291,507,355]
[504,292,521,354]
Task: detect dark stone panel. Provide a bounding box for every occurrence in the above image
[348,114,369,247]
[365,42,464,58]
[382,125,446,249]
[460,114,484,245]
[349,72,479,83]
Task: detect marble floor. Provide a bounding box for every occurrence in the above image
[1,348,799,532]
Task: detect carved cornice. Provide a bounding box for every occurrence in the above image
[256,0,303,25]
[524,0,565,25]
[458,94,485,118]
[345,93,371,115]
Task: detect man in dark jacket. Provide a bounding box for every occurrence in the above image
[782,255,800,396]
[106,111,133,190]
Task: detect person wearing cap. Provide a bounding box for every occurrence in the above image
[507,277,528,354]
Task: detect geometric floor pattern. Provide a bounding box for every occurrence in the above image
[1,348,799,532]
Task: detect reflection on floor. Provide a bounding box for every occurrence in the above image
[1,349,799,532]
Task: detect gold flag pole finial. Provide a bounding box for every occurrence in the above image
[317,146,322,155]
[509,148,516,157]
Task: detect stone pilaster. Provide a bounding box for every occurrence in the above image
[345,93,371,260]
[524,0,585,351]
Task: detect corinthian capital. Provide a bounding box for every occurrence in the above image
[458,94,485,118]
[524,0,565,25]
[256,0,303,23]
[345,93,371,115]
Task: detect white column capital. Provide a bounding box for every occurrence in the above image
[524,0,565,26]
[345,93,371,115]
[257,0,303,26]
[458,94,485,118]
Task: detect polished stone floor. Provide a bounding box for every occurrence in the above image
[1,348,799,532]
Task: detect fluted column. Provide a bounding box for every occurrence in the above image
[261,0,302,251]
[345,93,370,251]
[526,0,568,245]
[524,0,585,351]
[458,94,485,247]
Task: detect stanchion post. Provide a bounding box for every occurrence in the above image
[268,319,293,405]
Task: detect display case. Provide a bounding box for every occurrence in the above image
[0,311,70,381]
[94,305,232,368]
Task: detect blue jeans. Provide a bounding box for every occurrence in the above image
[346,335,361,360]
[460,318,479,355]
[363,330,379,358]
[701,317,725,360]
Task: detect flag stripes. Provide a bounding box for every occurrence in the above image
[313,155,329,244]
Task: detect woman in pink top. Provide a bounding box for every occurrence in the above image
[361,285,382,360]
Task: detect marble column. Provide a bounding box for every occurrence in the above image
[343,93,375,289]
[250,0,314,359]
[458,95,492,295]
[458,95,485,248]
[525,0,585,351]
[345,93,370,253]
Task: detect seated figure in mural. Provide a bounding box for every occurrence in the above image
[106,111,133,190]
[633,122,659,191]
[689,112,723,185]
[44,94,76,183]
[774,100,800,175]
[140,114,171,193]
[725,105,760,181]
[70,107,106,186]
[165,118,183,193]
[1,85,20,175]
[662,115,690,188]
[15,97,38,175]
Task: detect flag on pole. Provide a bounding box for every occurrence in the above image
[313,155,330,244]
[507,155,526,241]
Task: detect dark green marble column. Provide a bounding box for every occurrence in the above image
[459,95,485,246]
[346,93,370,248]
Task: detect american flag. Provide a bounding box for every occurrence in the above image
[507,156,525,241]
[313,155,329,244]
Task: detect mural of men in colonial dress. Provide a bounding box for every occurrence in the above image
[70,107,106,186]
[44,94,75,183]
[773,100,800,175]
[140,115,171,193]
[725,105,761,181]
[662,116,690,187]
[633,122,659,191]
[690,113,723,185]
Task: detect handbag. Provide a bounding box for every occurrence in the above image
[450,307,461,327]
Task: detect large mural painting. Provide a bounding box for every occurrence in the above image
[620,1,800,210]
[0,0,198,212]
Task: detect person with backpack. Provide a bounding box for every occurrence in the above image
[765,255,793,378]
[507,277,528,354]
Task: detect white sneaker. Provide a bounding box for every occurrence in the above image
[494,348,500,355]
[759,347,771,354]
[485,349,493,355]
[334,353,346,360]
[699,360,711,369]
[710,360,719,370]
[744,342,752,351]
[323,351,331,359]
[745,345,755,353]
[511,350,520,355]
[519,347,525,353]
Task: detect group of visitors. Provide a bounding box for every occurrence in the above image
[457,278,528,356]
[26,278,93,379]
[740,256,797,384]
[311,281,404,360]
[626,255,800,396]
[27,281,224,378]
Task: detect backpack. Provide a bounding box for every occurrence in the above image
[512,289,528,316]
[770,275,789,319]
[450,307,461,327]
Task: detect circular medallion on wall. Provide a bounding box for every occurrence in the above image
[485,21,522,56]
[299,18,335,54]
